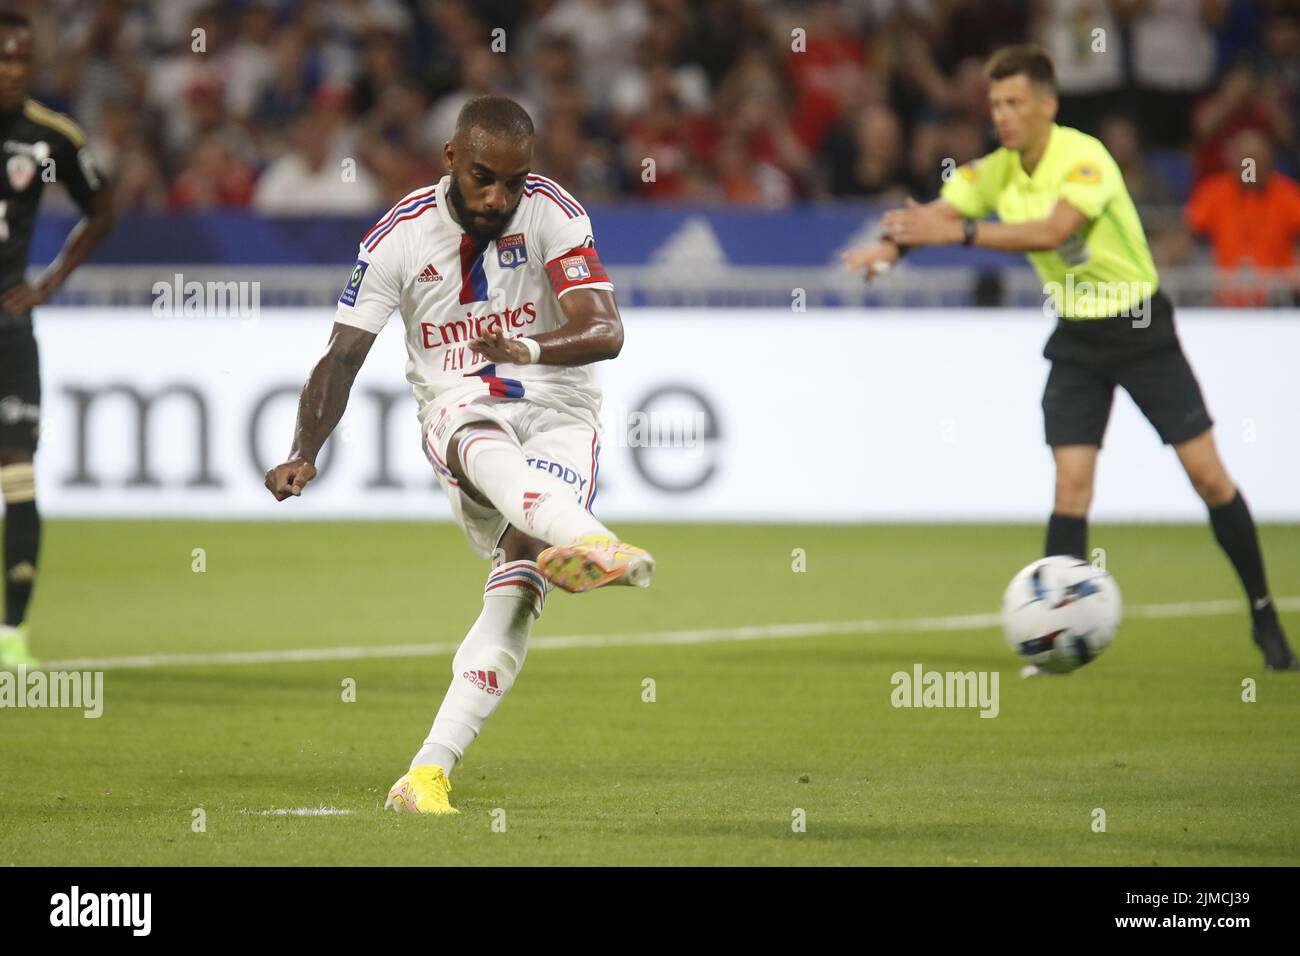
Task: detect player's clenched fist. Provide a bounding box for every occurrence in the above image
[265,459,317,500]
[470,327,531,365]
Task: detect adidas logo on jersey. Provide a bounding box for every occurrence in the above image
[417,263,442,283]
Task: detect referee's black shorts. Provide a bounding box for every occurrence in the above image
[1040,290,1212,448]
[0,321,41,452]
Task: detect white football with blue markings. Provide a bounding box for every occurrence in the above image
[1001,556,1122,674]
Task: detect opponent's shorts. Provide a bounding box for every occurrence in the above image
[0,326,41,452]
[422,397,602,558]
[1041,291,1213,448]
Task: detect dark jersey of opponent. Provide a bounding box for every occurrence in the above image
[0,98,105,327]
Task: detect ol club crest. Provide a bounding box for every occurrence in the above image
[496,233,528,269]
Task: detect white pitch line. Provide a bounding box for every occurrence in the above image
[239,807,356,817]
[40,595,1300,672]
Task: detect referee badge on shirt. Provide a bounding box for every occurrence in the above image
[1066,162,1101,184]
[496,233,528,269]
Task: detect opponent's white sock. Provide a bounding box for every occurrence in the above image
[411,560,547,774]
[456,427,612,546]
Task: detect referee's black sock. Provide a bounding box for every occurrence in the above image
[1208,490,1276,625]
[3,498,40,627]
[1044,513,1088,559]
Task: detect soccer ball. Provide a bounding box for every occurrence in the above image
[1001,556,1122,674]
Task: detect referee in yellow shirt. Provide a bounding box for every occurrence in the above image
[846,44,1296,670]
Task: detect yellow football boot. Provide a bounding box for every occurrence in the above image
[537,535,655,593]
[384,765,459,815]
[0,625,37,670]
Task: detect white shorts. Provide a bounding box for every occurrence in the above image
[422,397,603,558]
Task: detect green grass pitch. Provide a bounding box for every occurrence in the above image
[2,520,1297,866]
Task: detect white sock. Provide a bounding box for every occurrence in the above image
[411,560,547,774]
[457,427,612,546]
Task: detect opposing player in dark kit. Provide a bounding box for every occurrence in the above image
[0,12,114,669]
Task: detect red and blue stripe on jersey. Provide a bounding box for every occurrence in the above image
[458,234,490,304]
[466,362,525,398]
[525,174,584,218]
[363,187,439,252]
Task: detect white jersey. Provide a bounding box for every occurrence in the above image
[334,174,614,428]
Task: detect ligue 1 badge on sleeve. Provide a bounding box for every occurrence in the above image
[497,233,528,269]
[339,258,368,307]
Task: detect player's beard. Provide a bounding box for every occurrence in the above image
[447,176,512,245]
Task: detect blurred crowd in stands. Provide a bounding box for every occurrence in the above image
[20,0,1300,284]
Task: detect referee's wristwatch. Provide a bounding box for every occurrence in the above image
[961,218,978,246]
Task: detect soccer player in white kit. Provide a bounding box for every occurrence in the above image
[264,96,655,815]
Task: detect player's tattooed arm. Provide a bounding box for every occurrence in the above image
[469,287,623,367]
[265,323,376,501]
[0,186,116,314]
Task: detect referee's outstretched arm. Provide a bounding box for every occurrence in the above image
[883,197,1086,253]
[842,196,1087,280]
